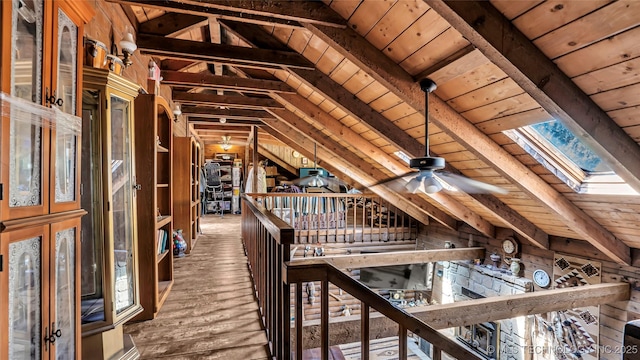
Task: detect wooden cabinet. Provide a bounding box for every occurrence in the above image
[80,67,142,359]
[131,94,174,321]
[173,137,201,254]
[0,1,93,359]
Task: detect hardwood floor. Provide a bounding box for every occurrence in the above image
[124,214,271,359]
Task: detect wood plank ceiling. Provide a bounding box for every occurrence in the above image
[106,0,640,265]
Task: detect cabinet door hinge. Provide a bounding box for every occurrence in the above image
[0,255,3,272]
[0,183,3,200]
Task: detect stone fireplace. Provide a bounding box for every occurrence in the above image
[436,261,534,360]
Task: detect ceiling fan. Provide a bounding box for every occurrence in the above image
[375,78,508,195]
[291,142,343,189]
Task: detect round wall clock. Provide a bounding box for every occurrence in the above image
[502,237,518,255]
[533,269,551,288]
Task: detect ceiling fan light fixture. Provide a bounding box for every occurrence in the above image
[405,176,423,193]
[422,176,443,194]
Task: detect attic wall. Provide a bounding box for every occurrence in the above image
[83,0,188,137]
[203,144,247,163]
[418,223,640,360]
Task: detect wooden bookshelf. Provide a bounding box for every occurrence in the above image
[132,94,174,321]
[174,136,201,254]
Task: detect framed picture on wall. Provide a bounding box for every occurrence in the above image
[215,153,237,160]
[301,157,308,165]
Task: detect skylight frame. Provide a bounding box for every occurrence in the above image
[504,124,638,196]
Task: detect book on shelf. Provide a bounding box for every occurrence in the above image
[157,229,168,254]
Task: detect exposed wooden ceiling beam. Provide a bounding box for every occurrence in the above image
[161,70,295,94]
[425,0,640,195]
[173,91,284,109]
[137,33,315,70]
[105,0,306,28]
[182,106,275,120]
[109,0,345,28]
[300,21,628,263]
[139,13,208,37]
[188,117,263,126]
[193,124,252,132]
[160,59,199,72]
[267,110,460,231]
[301,282,629,348]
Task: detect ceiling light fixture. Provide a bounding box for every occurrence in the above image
[221,135,232,151]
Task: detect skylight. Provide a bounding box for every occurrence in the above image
[504,120,638,196]
[528,121,609,172]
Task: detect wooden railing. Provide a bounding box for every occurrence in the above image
[242,195,293,359]
[247,193,418,244]
[241,195,481,360]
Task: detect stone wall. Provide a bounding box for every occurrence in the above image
[438,260,533,360]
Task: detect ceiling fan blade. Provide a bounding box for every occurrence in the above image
[435,171,509,195]
[371,171,421,187]
[291,174,344,189]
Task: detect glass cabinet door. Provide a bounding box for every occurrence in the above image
[51,219,80,360]
[11,0,44,104]
[80,91,106,328]
[51,4,81,212]
[6,0,46,218]
[7,231,44,360]
[109,94,137,316]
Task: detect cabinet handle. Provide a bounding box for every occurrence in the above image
[43,326,56,351]
[52,321,62,338]
[45,88,64,107]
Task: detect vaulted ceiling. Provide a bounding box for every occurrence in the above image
[107,0,640,265]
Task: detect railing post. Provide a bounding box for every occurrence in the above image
[399,325,407,360]
[281,241,291,359]
[361,302,369,360]
[296,282,303,360]
[321,279,329,360]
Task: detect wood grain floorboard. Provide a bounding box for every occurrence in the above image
[124,214,271,360]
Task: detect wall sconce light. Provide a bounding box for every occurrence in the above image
[172,104,181,122]
[111,32,137,67]
[17,0,36,23]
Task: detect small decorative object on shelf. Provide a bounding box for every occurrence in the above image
[173,230,187,257]
[490,252,501,270]
[510,258,521,276]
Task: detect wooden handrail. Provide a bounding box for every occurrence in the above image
[286,261,483,359]
[243,194,294,245]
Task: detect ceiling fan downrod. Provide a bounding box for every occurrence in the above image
[409,78,445,171]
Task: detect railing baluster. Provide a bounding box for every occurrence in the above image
[361,302,369,360]
[296,282,303,360]
[399,325,407,360]
[433,345,442,360]
[321,279,329,360]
